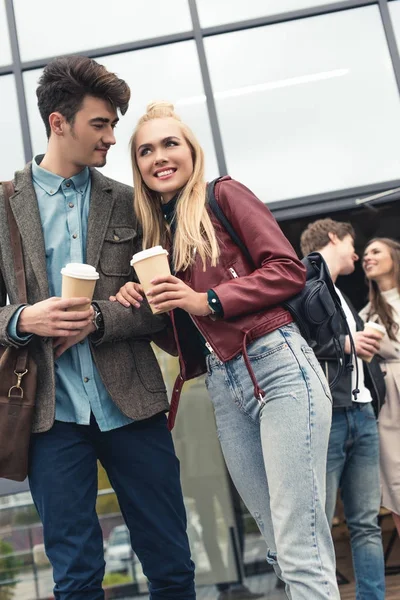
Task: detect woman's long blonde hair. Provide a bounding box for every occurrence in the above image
[363,237,400,340]
[130,101,219,272]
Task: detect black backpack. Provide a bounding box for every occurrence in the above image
[207,178,358,393]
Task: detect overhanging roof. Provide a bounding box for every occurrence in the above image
[270,180,400,221]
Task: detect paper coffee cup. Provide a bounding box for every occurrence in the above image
[130,246,170,314]
[362,321,386,362]
[61,263,99,311]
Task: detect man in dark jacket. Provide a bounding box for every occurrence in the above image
[300,218,385,600]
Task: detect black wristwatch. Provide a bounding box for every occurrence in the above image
[91,303,104,332]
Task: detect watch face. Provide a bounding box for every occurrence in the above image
[93,307,103,330]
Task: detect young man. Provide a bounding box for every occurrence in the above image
[0,56,195,600]
[300,218,386,600]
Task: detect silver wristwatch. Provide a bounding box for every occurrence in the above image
[91,304,104,331]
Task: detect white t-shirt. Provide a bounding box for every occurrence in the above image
[335,287,372,404]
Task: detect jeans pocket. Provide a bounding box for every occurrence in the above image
[361,402,377,421]
[301,346,332,402]
[246,331,286,361]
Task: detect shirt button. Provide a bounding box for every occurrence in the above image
[72,234,78,239]
[83,377,89,383]
[65,182,71,188]
[68,202,74,208]
[79,340,85,345]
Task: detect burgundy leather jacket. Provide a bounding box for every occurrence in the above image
[167,177,306,427]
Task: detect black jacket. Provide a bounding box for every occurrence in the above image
[313,292,386,416]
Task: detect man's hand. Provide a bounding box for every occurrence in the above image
[18,297,94,337]
[109,282,144,308]
[344,331,382,360]
[53,321,96,359]
[147,275,210,316]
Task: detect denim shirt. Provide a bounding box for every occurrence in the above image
[7,157,133,431]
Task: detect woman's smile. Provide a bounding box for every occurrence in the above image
[153,167,177,180]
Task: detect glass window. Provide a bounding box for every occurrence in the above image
[204,5,400,202]
[24,42,218,190]
[197,0,347,28]
[14,0,192,62]
[0,76,25,179]
[23,69,46,160]
[0,1,12,66]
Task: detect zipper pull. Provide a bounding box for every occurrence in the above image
[205,341,214,353]
[229,267,238,278]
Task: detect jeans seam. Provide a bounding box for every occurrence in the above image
[282,332,332,595]
[220,362,257,424]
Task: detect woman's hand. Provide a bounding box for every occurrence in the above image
[344,331,382,359]
[147,275,211,316]
[110,282,144,308]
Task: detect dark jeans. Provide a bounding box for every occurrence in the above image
[325,402,385,600]
[28,413,195,600]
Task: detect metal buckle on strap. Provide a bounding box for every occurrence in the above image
[8,369,28,398]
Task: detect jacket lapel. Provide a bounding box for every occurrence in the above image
[86,169,115,268]
[10,164,49,299]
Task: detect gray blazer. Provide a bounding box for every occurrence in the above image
[0,163,171,433]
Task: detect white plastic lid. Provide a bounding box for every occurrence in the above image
[60,263,99,280]
[364,321,386,335]
[130,246,168,266]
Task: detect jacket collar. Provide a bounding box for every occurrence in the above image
[10,163,116,299]
[11,162,49,299]
[86,168,115,268]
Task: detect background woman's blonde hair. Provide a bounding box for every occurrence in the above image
[130,101,219,271]
[363,237,400,340]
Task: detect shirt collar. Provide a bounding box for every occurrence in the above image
[32,155,90,196]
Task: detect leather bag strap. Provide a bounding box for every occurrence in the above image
[2,181,28,304]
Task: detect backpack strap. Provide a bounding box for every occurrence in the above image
[207,178,254,267]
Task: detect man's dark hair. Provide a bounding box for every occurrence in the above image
[300,218,355,256]
[36,56,131,138]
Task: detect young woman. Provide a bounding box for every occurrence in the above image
[112,102,340,599]
[361,237,400,536]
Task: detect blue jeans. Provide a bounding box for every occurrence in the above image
[325,402,385,600]
[206,323,339,600]
[28,413,195,600]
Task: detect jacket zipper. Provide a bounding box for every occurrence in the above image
[189,314,215,354]
[182,265,247,357]
[185,265,237,353]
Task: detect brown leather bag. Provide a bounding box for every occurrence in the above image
[0,181,37,481]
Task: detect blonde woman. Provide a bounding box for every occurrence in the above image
[112,102,340,599]
[361,238,400,535]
